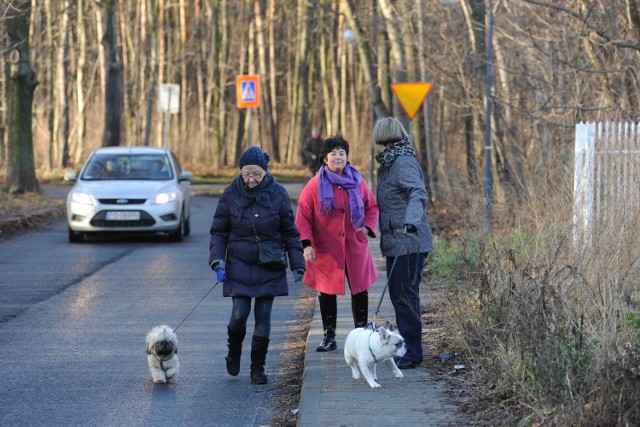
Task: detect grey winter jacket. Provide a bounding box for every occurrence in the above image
[376,154,433,257]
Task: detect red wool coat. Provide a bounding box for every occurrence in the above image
[295,174,379,295]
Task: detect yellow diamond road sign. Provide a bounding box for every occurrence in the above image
[390,82,432,120]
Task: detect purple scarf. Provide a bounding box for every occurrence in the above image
[318,164,365,229]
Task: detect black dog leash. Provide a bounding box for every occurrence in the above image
[173,280,221,332]
[370,231,418,329]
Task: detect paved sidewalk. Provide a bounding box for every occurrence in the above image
[296,237,463,427]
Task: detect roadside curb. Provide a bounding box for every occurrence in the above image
[0,206,66,240]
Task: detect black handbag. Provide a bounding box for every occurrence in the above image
[248,212,288,270]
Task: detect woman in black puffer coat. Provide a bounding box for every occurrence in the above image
[209,146,305,385]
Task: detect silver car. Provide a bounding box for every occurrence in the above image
[65,146,192,242]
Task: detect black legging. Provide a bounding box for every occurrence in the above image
[228,296,274,338]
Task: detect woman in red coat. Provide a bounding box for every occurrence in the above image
[295,136,379,351]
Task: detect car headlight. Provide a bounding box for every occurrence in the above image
[71,191,95,205]
[153,191,177,204]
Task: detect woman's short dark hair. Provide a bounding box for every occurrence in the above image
[320,136,350,159]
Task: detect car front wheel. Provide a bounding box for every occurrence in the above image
[68,227,85,243]
[170,210,185,242]
[183,214,191,236]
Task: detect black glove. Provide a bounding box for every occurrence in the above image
[403,224,417,235]
[293,269,305,283]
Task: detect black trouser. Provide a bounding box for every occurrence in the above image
[228,296,274,338]
[386,252,427,362]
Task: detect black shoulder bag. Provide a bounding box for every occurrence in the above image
[248,212,288,271]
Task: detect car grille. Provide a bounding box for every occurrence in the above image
[90,211,156,227]
[98,198,147,205]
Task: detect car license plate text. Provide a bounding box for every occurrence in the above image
[106,211,140,221]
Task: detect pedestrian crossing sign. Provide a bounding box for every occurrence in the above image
[236,75,261,108]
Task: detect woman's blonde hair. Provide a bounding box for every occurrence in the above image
[372,117,408,146]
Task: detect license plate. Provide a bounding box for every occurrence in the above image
[105,211,140,221]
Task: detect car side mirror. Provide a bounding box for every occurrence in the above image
[64,171,77,181]
[179,171,193,182]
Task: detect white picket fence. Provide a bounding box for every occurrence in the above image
[574,121,640,245]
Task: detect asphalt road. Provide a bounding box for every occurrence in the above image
[0,189,302,426]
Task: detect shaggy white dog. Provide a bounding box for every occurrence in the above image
[146,325,179,384]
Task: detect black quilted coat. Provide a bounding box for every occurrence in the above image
[208,178,305,298]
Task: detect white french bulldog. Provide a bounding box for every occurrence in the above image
[344,320,407,388]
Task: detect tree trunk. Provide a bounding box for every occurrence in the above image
[44,0,55,169]
[267,0,279,158]
[58,0,71,167]
[285,0,306,164]
[340,0,390,119]
[100,0,123,147]
[215,0,230,167]
[74,0,87,165]
[179,0,188,158]
[415,0,438,201]
[378,0,408,126]
[255,0,278,161]
[464,0,487,184]
[142,0,157,148]
[5,0,40,194]
[156,0,166,148]
[398,0,422,161]
[194,0,207,161]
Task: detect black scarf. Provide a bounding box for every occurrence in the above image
[229,172,280,220]
[375,139,417,179]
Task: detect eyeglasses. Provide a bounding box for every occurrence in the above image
[242,172,264,180]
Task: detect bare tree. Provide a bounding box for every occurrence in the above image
[74,0,88,164]
[58,0,71,167]
[4,0,39,193]
[97,0,122,147]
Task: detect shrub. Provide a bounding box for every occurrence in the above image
[436,182,640,425]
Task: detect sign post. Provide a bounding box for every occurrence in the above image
[157,83,181,148]
[236,75,261,147]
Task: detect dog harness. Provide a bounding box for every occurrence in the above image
[159,354,175,371]
[368,330,379,364]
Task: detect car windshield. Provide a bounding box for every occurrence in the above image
[81,153,173,181]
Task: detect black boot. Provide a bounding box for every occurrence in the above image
[351,291,369,328]
[250,335,269,385]
[316,327,336,352]
[316,293,337,352]
[226,327,246,376]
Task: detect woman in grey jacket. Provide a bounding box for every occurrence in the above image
[373,117,433,369]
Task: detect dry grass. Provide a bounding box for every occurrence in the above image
[430,180,640,425]
[269,285,317,426]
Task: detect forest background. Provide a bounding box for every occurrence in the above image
[3,0,640,425]
[6,0,637,195]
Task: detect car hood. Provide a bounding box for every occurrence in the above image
[75,180,177,198]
